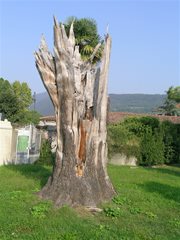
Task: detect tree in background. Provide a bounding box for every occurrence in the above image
[18,110,41,125]
[0,77,40,125]
[64,17,103,63]
[157,99,178,116]
[157,86,180,116]
[12,81,33,110]
[167,86,180,103]
[0,78,20,122]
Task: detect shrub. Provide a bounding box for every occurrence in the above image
[161,121,180,164]
[107,116,180,166]
[35,139,55,166]
[107,124,140,159]
[139,128,164,166]
[124,116,160,136]
[123,117,146,137]
[138,116,160,133]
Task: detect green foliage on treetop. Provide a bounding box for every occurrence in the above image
[64,17,103,63]
[0,78,20,123]
[0,77,40,125]
[157,86,180,116]
[167,86,180,103]
[12,81,33,109]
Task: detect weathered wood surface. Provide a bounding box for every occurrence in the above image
[35,17,115,207]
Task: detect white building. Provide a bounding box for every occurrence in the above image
[0,119,41,165]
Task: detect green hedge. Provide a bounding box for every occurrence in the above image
[107,123,140,160]
[108,116,180,166]
[161,121,180,164]
[35,117,179,167]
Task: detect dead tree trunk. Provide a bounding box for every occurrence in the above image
[35,17,115,207]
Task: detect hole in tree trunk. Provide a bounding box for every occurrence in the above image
[85,106,94,121]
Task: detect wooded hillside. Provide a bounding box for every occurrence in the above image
[32,92,166,115]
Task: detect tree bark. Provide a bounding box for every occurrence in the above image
[35,17,115,207]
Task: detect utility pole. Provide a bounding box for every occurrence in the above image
[33,92,36,111]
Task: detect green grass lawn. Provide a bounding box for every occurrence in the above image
[0,164,179,240]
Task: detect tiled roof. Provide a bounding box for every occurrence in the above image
[176,103,180,109]
[40,112,180,124]
[108,112,180,124]
[40,116,56,121]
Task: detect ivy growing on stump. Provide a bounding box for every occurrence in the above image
[35,17,115,207]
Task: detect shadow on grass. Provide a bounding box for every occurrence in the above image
[5,164,52,187]
[144,167,180,178]
[138,181,180,203]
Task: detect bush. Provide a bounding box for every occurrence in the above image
[138,116,160,133]
[35,140,55,166]
[139,128,164,166]
[107,123,140,159]
[161,121,180,164]
[123,117,146,137]
[124,116,160,136]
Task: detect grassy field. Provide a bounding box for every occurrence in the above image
[0,164,179,240]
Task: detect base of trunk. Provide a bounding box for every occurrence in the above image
[38,158,115,207]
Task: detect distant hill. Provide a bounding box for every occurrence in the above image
[32,92,54,116]
[32,92,166,116]
[109,94,166,113]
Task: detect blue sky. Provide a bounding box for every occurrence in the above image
[0,0,179,94]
